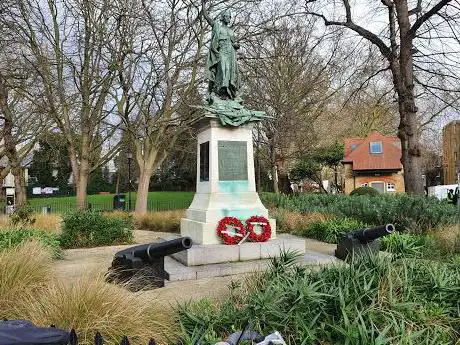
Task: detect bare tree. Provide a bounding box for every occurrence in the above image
[243,18,349,193]
[305,0,459,195]
[0,8,48,206]
[113,0,204,212]
[3,0,124,208]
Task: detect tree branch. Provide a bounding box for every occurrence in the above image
[408,0,452,37]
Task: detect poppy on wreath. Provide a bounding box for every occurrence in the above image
[246,215,271,242]
[216,216,247,245]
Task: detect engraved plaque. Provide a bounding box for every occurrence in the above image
[200,141,209,181]
[218,141,248,181]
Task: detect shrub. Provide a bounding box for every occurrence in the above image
[294,217,365,243]
[60,210,133,248]
[0,242,52,319]
[18,275,177,345]
[381,232,427,257]
[350,186,380,196]
[0,228,62,258]
[8,205,36,227]
[261,192,458,233]
[269,208,331,234]
[179,252,460,344]
[133,210,184,232]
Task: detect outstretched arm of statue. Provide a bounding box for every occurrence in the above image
[201,0,214,26]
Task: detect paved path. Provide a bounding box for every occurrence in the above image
[52,231,336,306]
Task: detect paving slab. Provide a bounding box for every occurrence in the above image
[164,249,339,282]
[168,234,307,266]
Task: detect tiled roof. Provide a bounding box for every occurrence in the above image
[343,131,402,171]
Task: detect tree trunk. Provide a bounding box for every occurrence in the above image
[12,167,27,207]
[272,164,279,193]
[75,159,89,210]
[0,87,27,207]
[394,0,424,195]
[135,167,152,213]
[278,171,292,194]
[76,171,89,210]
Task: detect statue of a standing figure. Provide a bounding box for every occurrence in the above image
[203,6,241,100]
[199,3,267,126]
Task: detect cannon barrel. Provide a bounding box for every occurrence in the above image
[115,237,192,262]
[335,224,395,260]
[350,224,395,243]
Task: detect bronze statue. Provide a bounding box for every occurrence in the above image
[203,7,241,100]
[199,3,267,126]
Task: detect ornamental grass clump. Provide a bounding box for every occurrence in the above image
[178,252,460,344]
[20,275,178,345]
[133,210,184,232]
[0,241,52,319]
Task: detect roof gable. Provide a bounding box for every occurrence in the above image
[343,131,402,171]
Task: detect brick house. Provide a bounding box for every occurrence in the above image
[342,131,405,194]
[442,120,459,185]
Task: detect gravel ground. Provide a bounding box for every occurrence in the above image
[52,230,336,307]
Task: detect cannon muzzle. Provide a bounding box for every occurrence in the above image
[351,224,395,243]
[108,237,192,290]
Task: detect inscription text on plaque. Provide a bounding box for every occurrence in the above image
[218,141,248,181]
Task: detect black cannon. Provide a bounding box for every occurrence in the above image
[107,237,192,291]
[335,224,395,260]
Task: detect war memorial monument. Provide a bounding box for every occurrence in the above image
[175,6,307,267]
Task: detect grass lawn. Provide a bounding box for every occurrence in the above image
[23,191,194,213]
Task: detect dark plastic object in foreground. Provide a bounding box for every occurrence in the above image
[0,320,69,345]
[335,224,395,260]
[107,237,192,291]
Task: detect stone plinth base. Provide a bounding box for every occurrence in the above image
[181,217,276,245]
[168,234,304,267]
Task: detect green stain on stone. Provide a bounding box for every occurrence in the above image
[218,180,249,193]
[218,180,264,219]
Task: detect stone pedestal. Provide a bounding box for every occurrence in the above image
[180,116,276,245]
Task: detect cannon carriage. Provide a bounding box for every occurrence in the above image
[107,237,192,290]
[335,224,395,260]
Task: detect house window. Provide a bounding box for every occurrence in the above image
[370,181,385,193]
[369,141,383,154]
[199,141,209,181]
[387,183,396,192]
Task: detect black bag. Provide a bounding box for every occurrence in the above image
[0,320,69,345]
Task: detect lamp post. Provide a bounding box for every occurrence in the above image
[127,151,133,211]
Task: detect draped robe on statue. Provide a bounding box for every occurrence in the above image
[206,22,241,100]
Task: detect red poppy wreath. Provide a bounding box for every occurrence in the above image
[216,216,247,245]
[246,215,271,242]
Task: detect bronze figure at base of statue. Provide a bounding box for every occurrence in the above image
[195,93,268,127]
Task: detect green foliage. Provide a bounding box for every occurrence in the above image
[28,133,72,193]
[178,253,460,345]
[60,210,133,248]
[290,142,344,189]
[9,205,36,227]
[261,193,458,233]
[381,232,428,258]
[350,186,380,196]
[87,167,113,194]
[0,228,61,258]
[294,217,365,243]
